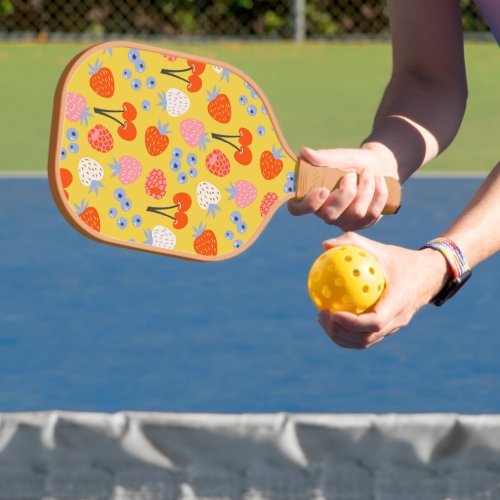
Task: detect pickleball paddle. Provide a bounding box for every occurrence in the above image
[48,41,401,262]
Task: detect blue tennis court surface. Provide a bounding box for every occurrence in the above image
[0,176,498,413]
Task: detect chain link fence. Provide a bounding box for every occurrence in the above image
[0,0,491,40]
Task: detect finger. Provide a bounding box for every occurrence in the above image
[288,187,330,216]
[365,176,389,220]
[327,167,378,231]
[322,231,369,250]
[330,311,385,335]
[316,172,358,223]
[319,311,370,349]
[329,315,392,349]
[344,165,376,220]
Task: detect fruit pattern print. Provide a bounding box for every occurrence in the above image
[58,44,296,260]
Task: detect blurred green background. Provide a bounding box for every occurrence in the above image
[0,41,497,173]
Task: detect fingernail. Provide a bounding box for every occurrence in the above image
[318,189,329,200]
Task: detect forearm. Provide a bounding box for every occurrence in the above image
[363,73,467,181]
[441,162,500,267]
[361,0,467,182]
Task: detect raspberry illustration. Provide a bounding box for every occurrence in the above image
[205,149,231,177]
[145,169,167,200]
[260,192,279,217]
[88,124,114,153]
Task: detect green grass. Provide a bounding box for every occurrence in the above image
[0,40,497,172]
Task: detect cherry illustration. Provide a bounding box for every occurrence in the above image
[117,121,137,141]
[173,192,192,212]
[187,75,202,93]
[147,192,192,230]
[122,102,137,121]
[160,62,206,93]
[234,145,252,165]
[173,211,188,229]
[212,128,254,165]
[238,128,253,147]
[187,60,206,75]
[94,102,137,141]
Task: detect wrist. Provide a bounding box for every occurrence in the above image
[361,141,399,178]
[418,248,452,302]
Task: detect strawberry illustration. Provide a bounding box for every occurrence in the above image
[144,225,176,250]
[226,180,257,208]
[157,89,191,117]
[88,124,114,153]
[74,200,100,231]
[260,192,279,217]
[145,168,167,200]
[180,119,210,150]
[109,156,142,185]
[207,86,231,123]
[88,60,114,98]
[145,121,171,156]
[205,149,230,177]
[192,222,217,256]
[260,146,285,180]
[196,181,221,218]
[65,92,92,126]
[78,157,104,195]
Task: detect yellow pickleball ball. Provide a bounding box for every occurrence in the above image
[308,245,385,314]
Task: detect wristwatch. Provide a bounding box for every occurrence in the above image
[421,238,472,306]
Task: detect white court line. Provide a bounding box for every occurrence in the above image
[0,171,48,178]
[414,170,487,179]
[0,170,489,179]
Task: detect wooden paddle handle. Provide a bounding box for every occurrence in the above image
[295,157,401,215]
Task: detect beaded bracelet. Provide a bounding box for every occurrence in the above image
[421,237,472,306]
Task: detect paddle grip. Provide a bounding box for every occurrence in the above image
[295,157,401,215]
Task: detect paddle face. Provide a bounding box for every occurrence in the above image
[49,41,297,262]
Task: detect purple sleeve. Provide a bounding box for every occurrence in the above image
[473,0,500,45]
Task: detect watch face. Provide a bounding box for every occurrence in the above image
[432,269,472,306]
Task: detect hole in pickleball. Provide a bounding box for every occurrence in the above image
[352,269,360,277]
[333,303,342,311]
[362,285,369,293]
[313,294,322,308]
[344,256,352,262]
[322,286,332,299]
[356,306,365,314]
[342,295,351,304]
[334,277,344,287]
[378,284,382,291]
[369,267,375,275]
[313,271,321,282]
[327,264,335,272]
[359,251,366,257]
